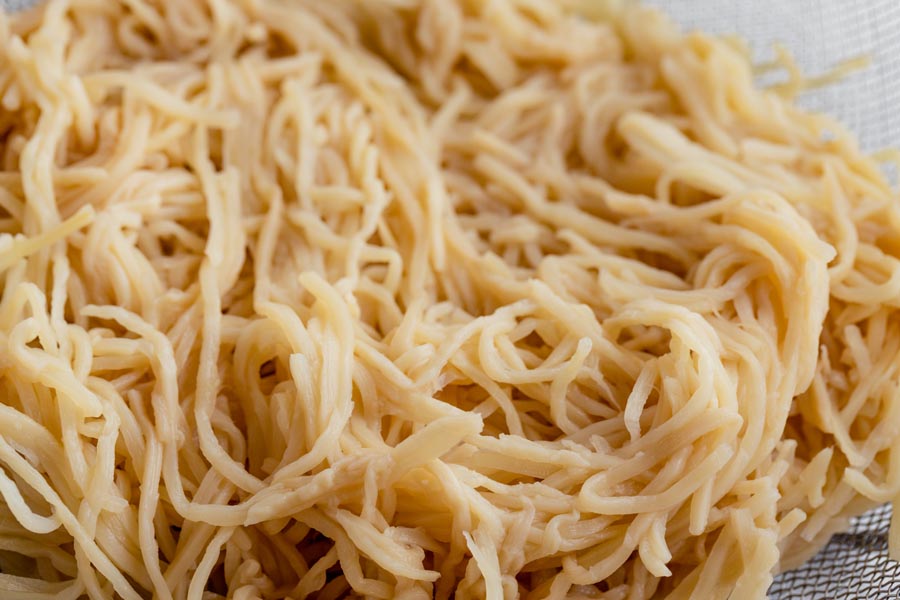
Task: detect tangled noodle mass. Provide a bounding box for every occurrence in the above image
[0,0,899,598]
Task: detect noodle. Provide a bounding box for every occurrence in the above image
[0,0,899,598]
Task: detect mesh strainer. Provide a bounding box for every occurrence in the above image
[2,0,900,598]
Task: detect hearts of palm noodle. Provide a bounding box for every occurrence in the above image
[0,0,899,598]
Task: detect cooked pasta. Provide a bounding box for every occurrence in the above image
[0,0,899,598]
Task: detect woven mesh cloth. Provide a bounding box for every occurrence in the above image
[2,0,900,598]
[768,505,900,599]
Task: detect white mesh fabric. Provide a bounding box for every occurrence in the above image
[1,0,33,12]
[2,0,899,598]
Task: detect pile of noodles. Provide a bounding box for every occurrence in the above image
[1,0,899,598]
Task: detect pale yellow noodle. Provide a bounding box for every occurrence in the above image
[0,0,899,598]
